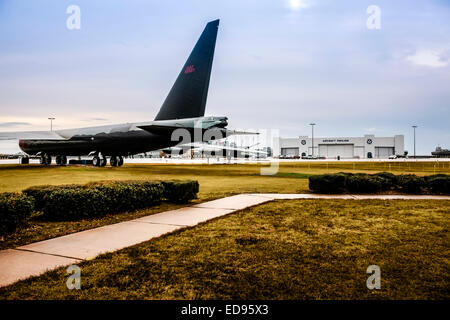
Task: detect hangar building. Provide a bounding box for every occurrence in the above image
[275,134,404,159]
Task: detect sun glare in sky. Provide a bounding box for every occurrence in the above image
[287,0,310,11]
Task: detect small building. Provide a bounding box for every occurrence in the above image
[275,134,404,159]
[431,147,450,158]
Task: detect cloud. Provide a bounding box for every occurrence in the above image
[81,117,109,122]
[406,49,450,68]
[0,122,31,128]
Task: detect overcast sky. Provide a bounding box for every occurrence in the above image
[0,0,449,154]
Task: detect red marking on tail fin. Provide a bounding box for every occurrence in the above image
[184,65,196,74]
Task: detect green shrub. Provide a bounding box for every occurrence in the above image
[42,188,102,220]
[161,180,199,202]
[345,173,383,193]
[88,180,165,211]
[372,172,398,190]
[309,172,449,194]
[23,184,85,211]
[0,193,35,235]
[41,181,164,220]
[424,174,450,194]
[23,180,199,221]
[397,174,425,194]
[309,173,348,193]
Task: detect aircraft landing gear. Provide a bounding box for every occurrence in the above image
[39,153,51,165]
[109,156,124,167]
[55,155,67,166]
[93,155,107,167]
[19,156,29,164]
[110,156,118,167]
[92,156,100,167]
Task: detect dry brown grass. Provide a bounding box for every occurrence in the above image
[1,199,448,300]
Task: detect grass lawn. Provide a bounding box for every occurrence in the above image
[1,199,448,300]
[0,161,449,195]
[0,161,448,249]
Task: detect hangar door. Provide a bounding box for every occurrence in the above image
[319,144,354,159]
[281,148,299,156]
[354,146,365,159]
[375,147,394,158]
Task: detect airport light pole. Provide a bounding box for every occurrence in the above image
[412,125,418,159]
[310,123,316,157]
[48,117,55,131]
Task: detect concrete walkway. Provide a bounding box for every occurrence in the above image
[1,193,449,288]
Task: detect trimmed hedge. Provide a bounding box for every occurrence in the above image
[42,181,164,220]
[345,173,378,193]
[0,193,35,236]
[309,173,347,194]
[425,174,450,194]
[397,174,425,194]
[23,184,84,211]
[161,180,199,203]
[309,172,450,194]
[23,180,198,221]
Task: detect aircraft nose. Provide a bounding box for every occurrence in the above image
[19,139,30,151]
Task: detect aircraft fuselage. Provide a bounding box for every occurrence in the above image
[19,129,171,157]
[18,116,229,157]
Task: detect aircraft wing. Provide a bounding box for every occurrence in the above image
[136,123,190,134]
[0,131,66,140]
[186,142,268,155]
[140,127,260,137]
[164,141,267,155]
[221,129,259,136]
[136,116,230,135]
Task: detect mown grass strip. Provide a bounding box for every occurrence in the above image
[1,199,448,300]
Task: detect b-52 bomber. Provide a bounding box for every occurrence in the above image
[0,19,252,166]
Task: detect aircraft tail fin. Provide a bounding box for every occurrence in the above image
[154,19,219,121]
